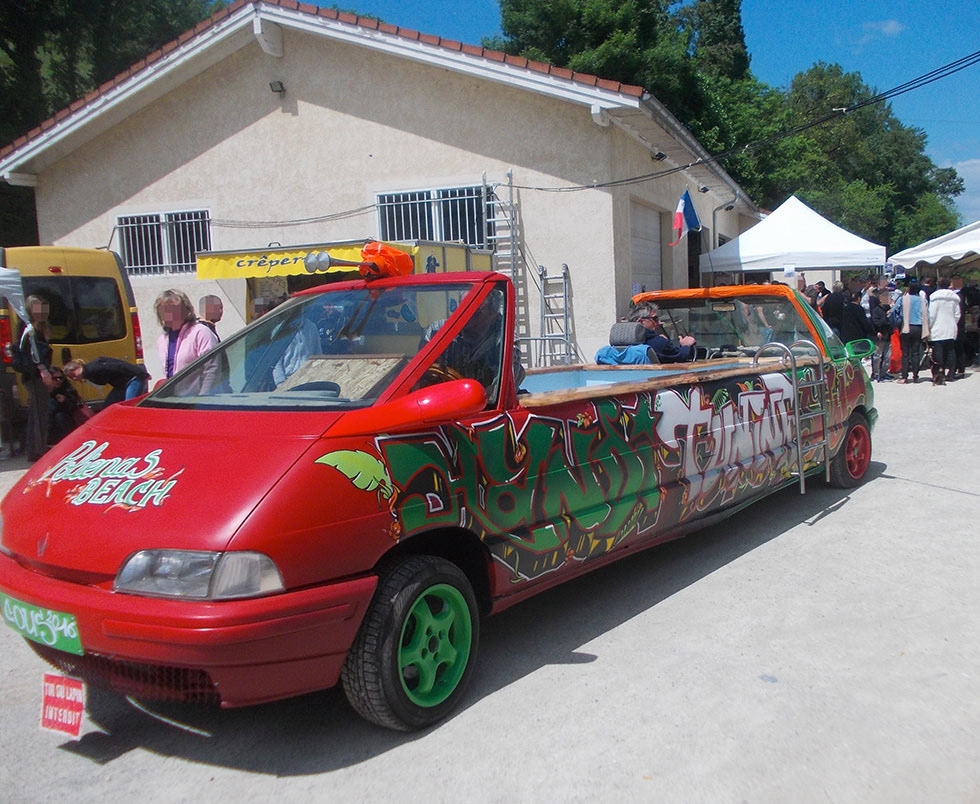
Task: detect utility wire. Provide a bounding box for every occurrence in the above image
[510,48,980,194]
[201,49,980,224]
[857,49,980,108]
[212,204,376,229]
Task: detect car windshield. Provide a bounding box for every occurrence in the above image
[634,291,844,359]
[143,282,476,410]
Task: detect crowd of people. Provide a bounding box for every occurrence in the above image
[5,272,978,461]
[803,273,979,385]
[5,289,225,461]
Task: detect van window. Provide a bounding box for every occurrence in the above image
[22,276,126,343]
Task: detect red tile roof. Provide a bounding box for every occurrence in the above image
[1,0,646,159]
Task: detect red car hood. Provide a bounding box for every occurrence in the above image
[1,403,340,581]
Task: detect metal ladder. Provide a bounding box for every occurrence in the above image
[483,172,531,362]
[753,340,830,493]
[536,263,574,365]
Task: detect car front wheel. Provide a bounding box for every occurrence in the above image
[341,555,479,731]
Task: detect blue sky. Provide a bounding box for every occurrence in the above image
[322,1,980,229]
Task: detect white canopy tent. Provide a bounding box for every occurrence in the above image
[889,219,980,274]
[699,195,886,277]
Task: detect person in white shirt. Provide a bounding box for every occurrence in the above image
[928,277,962,385]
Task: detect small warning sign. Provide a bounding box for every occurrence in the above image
[40,673,85,738]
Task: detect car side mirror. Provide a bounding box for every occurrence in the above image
[845,338,875,360]
[327,378,487,438]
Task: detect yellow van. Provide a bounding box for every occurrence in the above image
[0,246,144,421]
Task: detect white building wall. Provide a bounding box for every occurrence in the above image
[31,26,732,376]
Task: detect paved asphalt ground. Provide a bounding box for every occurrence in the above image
[1,372,978,804]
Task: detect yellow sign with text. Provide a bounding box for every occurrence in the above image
[196,241,492,280]
[196,244,369,280]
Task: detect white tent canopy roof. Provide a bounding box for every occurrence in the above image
[889,219,980,271]
[700,195,886,273]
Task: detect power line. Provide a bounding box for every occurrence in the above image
[857,49,980,108]
[196,50,980,225]
[212,204,376,229]
[510,48,980,195]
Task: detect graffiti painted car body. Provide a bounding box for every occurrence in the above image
[0,271,876,730]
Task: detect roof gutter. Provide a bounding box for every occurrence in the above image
[638,92,756,214]
[0,8,255,177]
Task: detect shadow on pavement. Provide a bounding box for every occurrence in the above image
[54,465,885,775]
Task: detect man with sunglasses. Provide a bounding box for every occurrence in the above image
[632,303,697,363]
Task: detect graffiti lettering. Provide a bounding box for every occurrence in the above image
[71,476,180,509]
[40,441,162,483]
[32,441,181,510]
[324,372,820,584]
[381,398,664,580]
[655,375,795,503]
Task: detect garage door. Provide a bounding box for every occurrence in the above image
[630,199,662,294]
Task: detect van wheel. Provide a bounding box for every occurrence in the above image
[341,556,478,731]
[829,413,871,488]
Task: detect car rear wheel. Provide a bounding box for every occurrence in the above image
[341,555,479,730]
[829,412,872,488]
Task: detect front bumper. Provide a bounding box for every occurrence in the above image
[0,551,377,707]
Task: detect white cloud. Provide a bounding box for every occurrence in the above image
[953,158,980,225]
[854,19,906,50]
[863,19,905,37]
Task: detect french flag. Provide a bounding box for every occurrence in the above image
[668,189,702,246]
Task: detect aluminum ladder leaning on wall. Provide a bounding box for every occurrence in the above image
[483,172,532,365]
[536,263,574,366]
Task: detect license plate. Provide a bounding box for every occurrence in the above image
[0,592,84,656]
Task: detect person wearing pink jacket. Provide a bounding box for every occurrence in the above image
[154,288,219,394]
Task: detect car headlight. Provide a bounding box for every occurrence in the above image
[115,550,284,600]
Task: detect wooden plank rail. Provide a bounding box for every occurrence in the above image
[520,356,823,408]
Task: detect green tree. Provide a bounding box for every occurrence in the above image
[0,0,52,144]
[780,63,961,247]
[491,1,961,251]
[682,0,749,82]
[891,194,962,253]
[1,0,224,145]
[1,0,223,243]
[488,0,728,150]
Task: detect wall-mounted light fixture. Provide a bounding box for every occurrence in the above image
[711,196,739,249]
[698,185,709,193]
[652,151,667,161]
[269,80,286,98]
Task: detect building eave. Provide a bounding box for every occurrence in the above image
[605,98,758,215]
[0,0,753,217]
[1,5,254,179]
[0,0,648,179]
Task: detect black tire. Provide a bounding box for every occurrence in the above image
[829,412,872,488]
[341,556,479,731]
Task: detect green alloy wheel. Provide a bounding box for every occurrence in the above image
[342,555,479,730]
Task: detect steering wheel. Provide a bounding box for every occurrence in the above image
[420,363,463,386]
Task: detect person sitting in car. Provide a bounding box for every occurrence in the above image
[632,303,697,362]
[420,286,525,400]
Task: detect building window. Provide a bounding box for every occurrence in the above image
[117,210,212,274]
[378,186,490,248]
